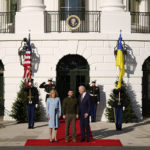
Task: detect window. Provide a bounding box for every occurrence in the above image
[129,0,139,12]
[59,0,85,20]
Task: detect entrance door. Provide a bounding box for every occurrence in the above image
[56,55,89,101]
[142,57,150,117]
[0,60,4,116]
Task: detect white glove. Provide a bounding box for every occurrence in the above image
[97,101,100,105]
[123,107,125,111]
[35,104,38,108]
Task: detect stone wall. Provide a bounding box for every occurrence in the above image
[1,33,150,121]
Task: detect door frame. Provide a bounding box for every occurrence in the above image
[56,54,90,101]
[0,60,4,116]
[142,57,150,117]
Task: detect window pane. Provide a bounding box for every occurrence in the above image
[10,0,17,12]
[69,0,76,7]
[60,0,85,20]
[60,0,65,8]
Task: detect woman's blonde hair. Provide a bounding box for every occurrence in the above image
[49,89,58,98]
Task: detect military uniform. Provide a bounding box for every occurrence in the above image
[62,96,79,141]
[39,82,56,101]
[89,84,100,122]
[113,89,125,131]
[24,85,39,129]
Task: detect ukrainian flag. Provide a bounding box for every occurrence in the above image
[116,34,125,89]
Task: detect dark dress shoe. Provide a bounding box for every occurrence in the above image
[116,128,122,131]
[31,126,34,129]
[87,139,90,142]
[91,120,96,122]
[28,126,31,129]
[80,139,85,142]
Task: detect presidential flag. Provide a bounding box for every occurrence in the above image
[116,34,125,89]
[24,34,32,86]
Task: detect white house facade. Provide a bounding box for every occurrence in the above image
[0,0,150,121]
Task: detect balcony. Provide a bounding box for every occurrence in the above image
[45,11,101,33]
[0,12,15,33]
[131,12,150,33]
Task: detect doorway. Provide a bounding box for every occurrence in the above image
[142,56,150,117]
[0,60,4,117]
[56,54,89,101]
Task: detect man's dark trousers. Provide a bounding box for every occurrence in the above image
[65,114,76,140]
[115,107,123,129]
[27,105,35,127]
[80,115,90,140]
[91,103,97,122]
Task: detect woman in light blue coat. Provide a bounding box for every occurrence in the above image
[46,89,61,143]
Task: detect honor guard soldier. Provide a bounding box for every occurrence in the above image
[113,88,125,131]
[89,81,100,122]
[24,79,39,129]
[39,79,56,102]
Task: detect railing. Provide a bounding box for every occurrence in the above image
[45,11,101,33]
[0,12,15,33]
[131,12,150,33]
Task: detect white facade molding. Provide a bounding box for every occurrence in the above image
[101,11,131,33]
[101,0,125,12]
[2,38,148,121]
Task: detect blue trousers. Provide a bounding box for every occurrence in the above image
[80,116,90,140]
[27,105,35,127]
[115,107,123,129]
[91,103,97,122]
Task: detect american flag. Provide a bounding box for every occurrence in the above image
[24,34,32,86]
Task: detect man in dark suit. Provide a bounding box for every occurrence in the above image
[78,85,91,142]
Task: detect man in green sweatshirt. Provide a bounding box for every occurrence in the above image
[62,90,79,143]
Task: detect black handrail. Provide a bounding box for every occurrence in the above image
[45,11,101,33]
[131,12,150,33]
[0,12,15,33]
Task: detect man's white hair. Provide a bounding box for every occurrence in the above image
[79,85,86,91]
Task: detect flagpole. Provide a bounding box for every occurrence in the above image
[118,91,121,105]
[28,32,32,104]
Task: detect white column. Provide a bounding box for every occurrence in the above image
[89,0,97,11]
[17,0,21,12]
[126,0,130,11]
[101,0,131,33]
[15,0,46,33]
[44,0,59,11]
[21,0,45,12]
[101,0,125,12]
[0,0,7,12]
[139,0,149,12]
[123,0,129,11]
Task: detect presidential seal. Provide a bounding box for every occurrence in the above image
[66,15,81,31]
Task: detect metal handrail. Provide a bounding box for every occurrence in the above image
[0,12,15,33]
[131,12,150,33]
[45,11,101,33]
